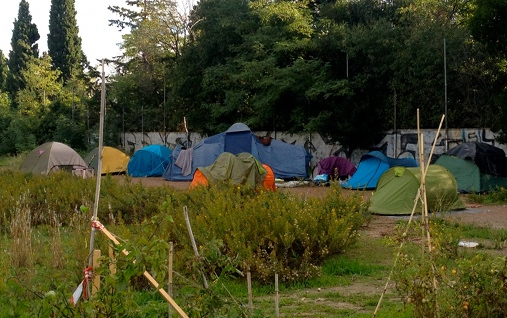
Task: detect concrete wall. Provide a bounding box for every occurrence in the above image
[120,127,505,169]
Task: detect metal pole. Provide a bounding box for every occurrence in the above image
[444,38,448,151]
[87,60,106,295]
[346,53,349,78]
[394,89,397,157]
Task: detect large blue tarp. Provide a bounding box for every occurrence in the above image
[163,123,312,181]
[341,151,418,190]
[127,144,172,177]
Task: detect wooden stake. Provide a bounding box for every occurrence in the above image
[98,225,189,318]
[92,249,101,295]
[275,273,279,318]
[247,272,253,312]
[183,205,208,289]
[109,245,116,276]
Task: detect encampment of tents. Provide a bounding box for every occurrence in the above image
[84,146,130,175]
[368,165,465,215]
[189,152,276,191]
[127,144,172,177]
[19,141,88,175]
[341,151,418,190]
[163,123,312,181]
[316,156,357,180]
[435,142,507,192]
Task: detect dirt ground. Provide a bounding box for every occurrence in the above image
[114,176,507,233]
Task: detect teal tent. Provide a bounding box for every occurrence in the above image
[127,144,172,177]
[435,145,507,193]
[341,151,418,190]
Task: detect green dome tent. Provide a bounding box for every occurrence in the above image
[368,165,465,215]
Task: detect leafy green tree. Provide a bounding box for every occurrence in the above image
[7,0,40,99]
[0,51,8,92]
[469,0,507,57]
[16,54,62,116]
[48,0,85,81]
[468,0,507,141]
[109,0,189,133]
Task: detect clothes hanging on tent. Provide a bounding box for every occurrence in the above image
[175,148,193,176]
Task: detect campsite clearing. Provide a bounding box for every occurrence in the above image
[113,175,507,229]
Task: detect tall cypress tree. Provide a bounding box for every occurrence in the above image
[7,0,40,97]
[48,0,84,82]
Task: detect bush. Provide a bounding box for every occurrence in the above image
[160,183,370,283]
[0,172,369,316]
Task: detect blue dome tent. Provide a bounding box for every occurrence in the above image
[163,123,312,181]
[341,151,418,190]
[127,144,172,177]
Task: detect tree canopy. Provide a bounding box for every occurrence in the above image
[0,0,506,157]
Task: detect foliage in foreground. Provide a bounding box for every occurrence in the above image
[390,218,507,318]
[0,171,369,317]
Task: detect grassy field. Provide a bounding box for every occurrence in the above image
[2,155,507,317]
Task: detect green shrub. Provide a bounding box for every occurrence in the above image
[0,172,370,316]
[160,183,370,284]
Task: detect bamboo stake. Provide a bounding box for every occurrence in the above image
[168,241,173,317]
[95,223,189,318]
[373,111,445,317]
[183,206,208,289]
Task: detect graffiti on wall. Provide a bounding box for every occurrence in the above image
[121,128,506,169]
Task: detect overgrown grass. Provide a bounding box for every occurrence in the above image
[0,155,23,170]
[0,169,372,317]
[466,187,507,204]
[1,161,507,317]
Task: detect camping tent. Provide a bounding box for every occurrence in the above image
[435,142,507,192]
[163,123,312,181]
[127,144,172,177]
[84,146,130,175]
[341,151,418,189]
[316,156,357,180]
[19,141,88,175]
[368,165,465,215]
[445,142,507,177]
[189,152,276,190]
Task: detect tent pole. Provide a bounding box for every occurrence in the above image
[87,60,106,296]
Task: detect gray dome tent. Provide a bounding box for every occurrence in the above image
[20,142,88,175]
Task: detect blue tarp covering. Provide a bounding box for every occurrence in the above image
[163,123,312,181]
[341,151,418,190]
[127,144,172,177]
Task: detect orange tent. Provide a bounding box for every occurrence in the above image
[189,153,276,191]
